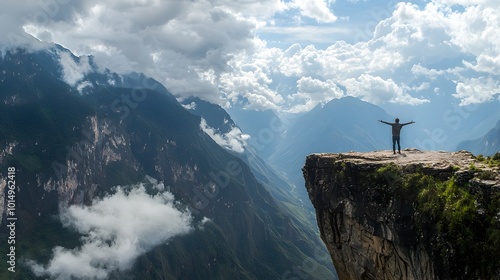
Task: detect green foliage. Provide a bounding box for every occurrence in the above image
[375,165,500,279]
[375,163,403,189]
[493,152,500,161]
[488,193,500,247]
[476,170,497,180]
[486,155,500,168]
[469,162,478,171]
[475,153,500,168]
[475,154,486,162]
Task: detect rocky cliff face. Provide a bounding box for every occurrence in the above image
[303,149,500,280]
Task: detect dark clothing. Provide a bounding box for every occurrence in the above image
[380,120,414,152]
[380,121,411,136]
[390,124,404,136]
[393,136,400,152]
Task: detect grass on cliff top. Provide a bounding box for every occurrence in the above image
[474,152,500,168]
[375,164,500,279]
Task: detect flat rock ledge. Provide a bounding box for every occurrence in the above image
[309,148,478,170]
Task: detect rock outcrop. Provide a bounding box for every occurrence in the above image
[303,149,500,280]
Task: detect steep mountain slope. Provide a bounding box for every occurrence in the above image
[457,120,500,156]
[0,46,334,279]
[180,98,333,268]
[226,106,285,159]
[180,97,302,204]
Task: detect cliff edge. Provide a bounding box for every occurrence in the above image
[303,149,500,280]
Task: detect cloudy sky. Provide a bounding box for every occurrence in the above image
[1,0,499,112]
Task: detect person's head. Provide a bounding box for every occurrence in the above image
[395,118,400,123]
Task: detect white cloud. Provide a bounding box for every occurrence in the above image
[453,77,500,105]
[371,2,459,66]
[465,53,500,74]
[433,0,488,6]
[2,0,500,111]
[411,64,446,78]
[408,82,431,92]
[219,43,285,110]
[272,0,499,108]
[182,101,197,110]
[76,80,93,94]
[257,25,349,45]
[296,76,341,96]
[16,0,263,102]
[287,76,344,112]
[0,0,89,48]
[344,74,429,105]
[447,4,500,62]
[28,185,193,280]
[288,0,337,23]
[200,118,250,153]
[59,51,92,87]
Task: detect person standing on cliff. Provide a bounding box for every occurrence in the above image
[379,118,415,154]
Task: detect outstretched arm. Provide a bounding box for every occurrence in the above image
[402,121,415,126]
[379,120,391,125]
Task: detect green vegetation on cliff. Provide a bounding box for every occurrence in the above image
[375,160,500,279]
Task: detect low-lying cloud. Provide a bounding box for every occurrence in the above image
[200,118,250,153]
[58,51,92,87]
[28,185,193,280]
